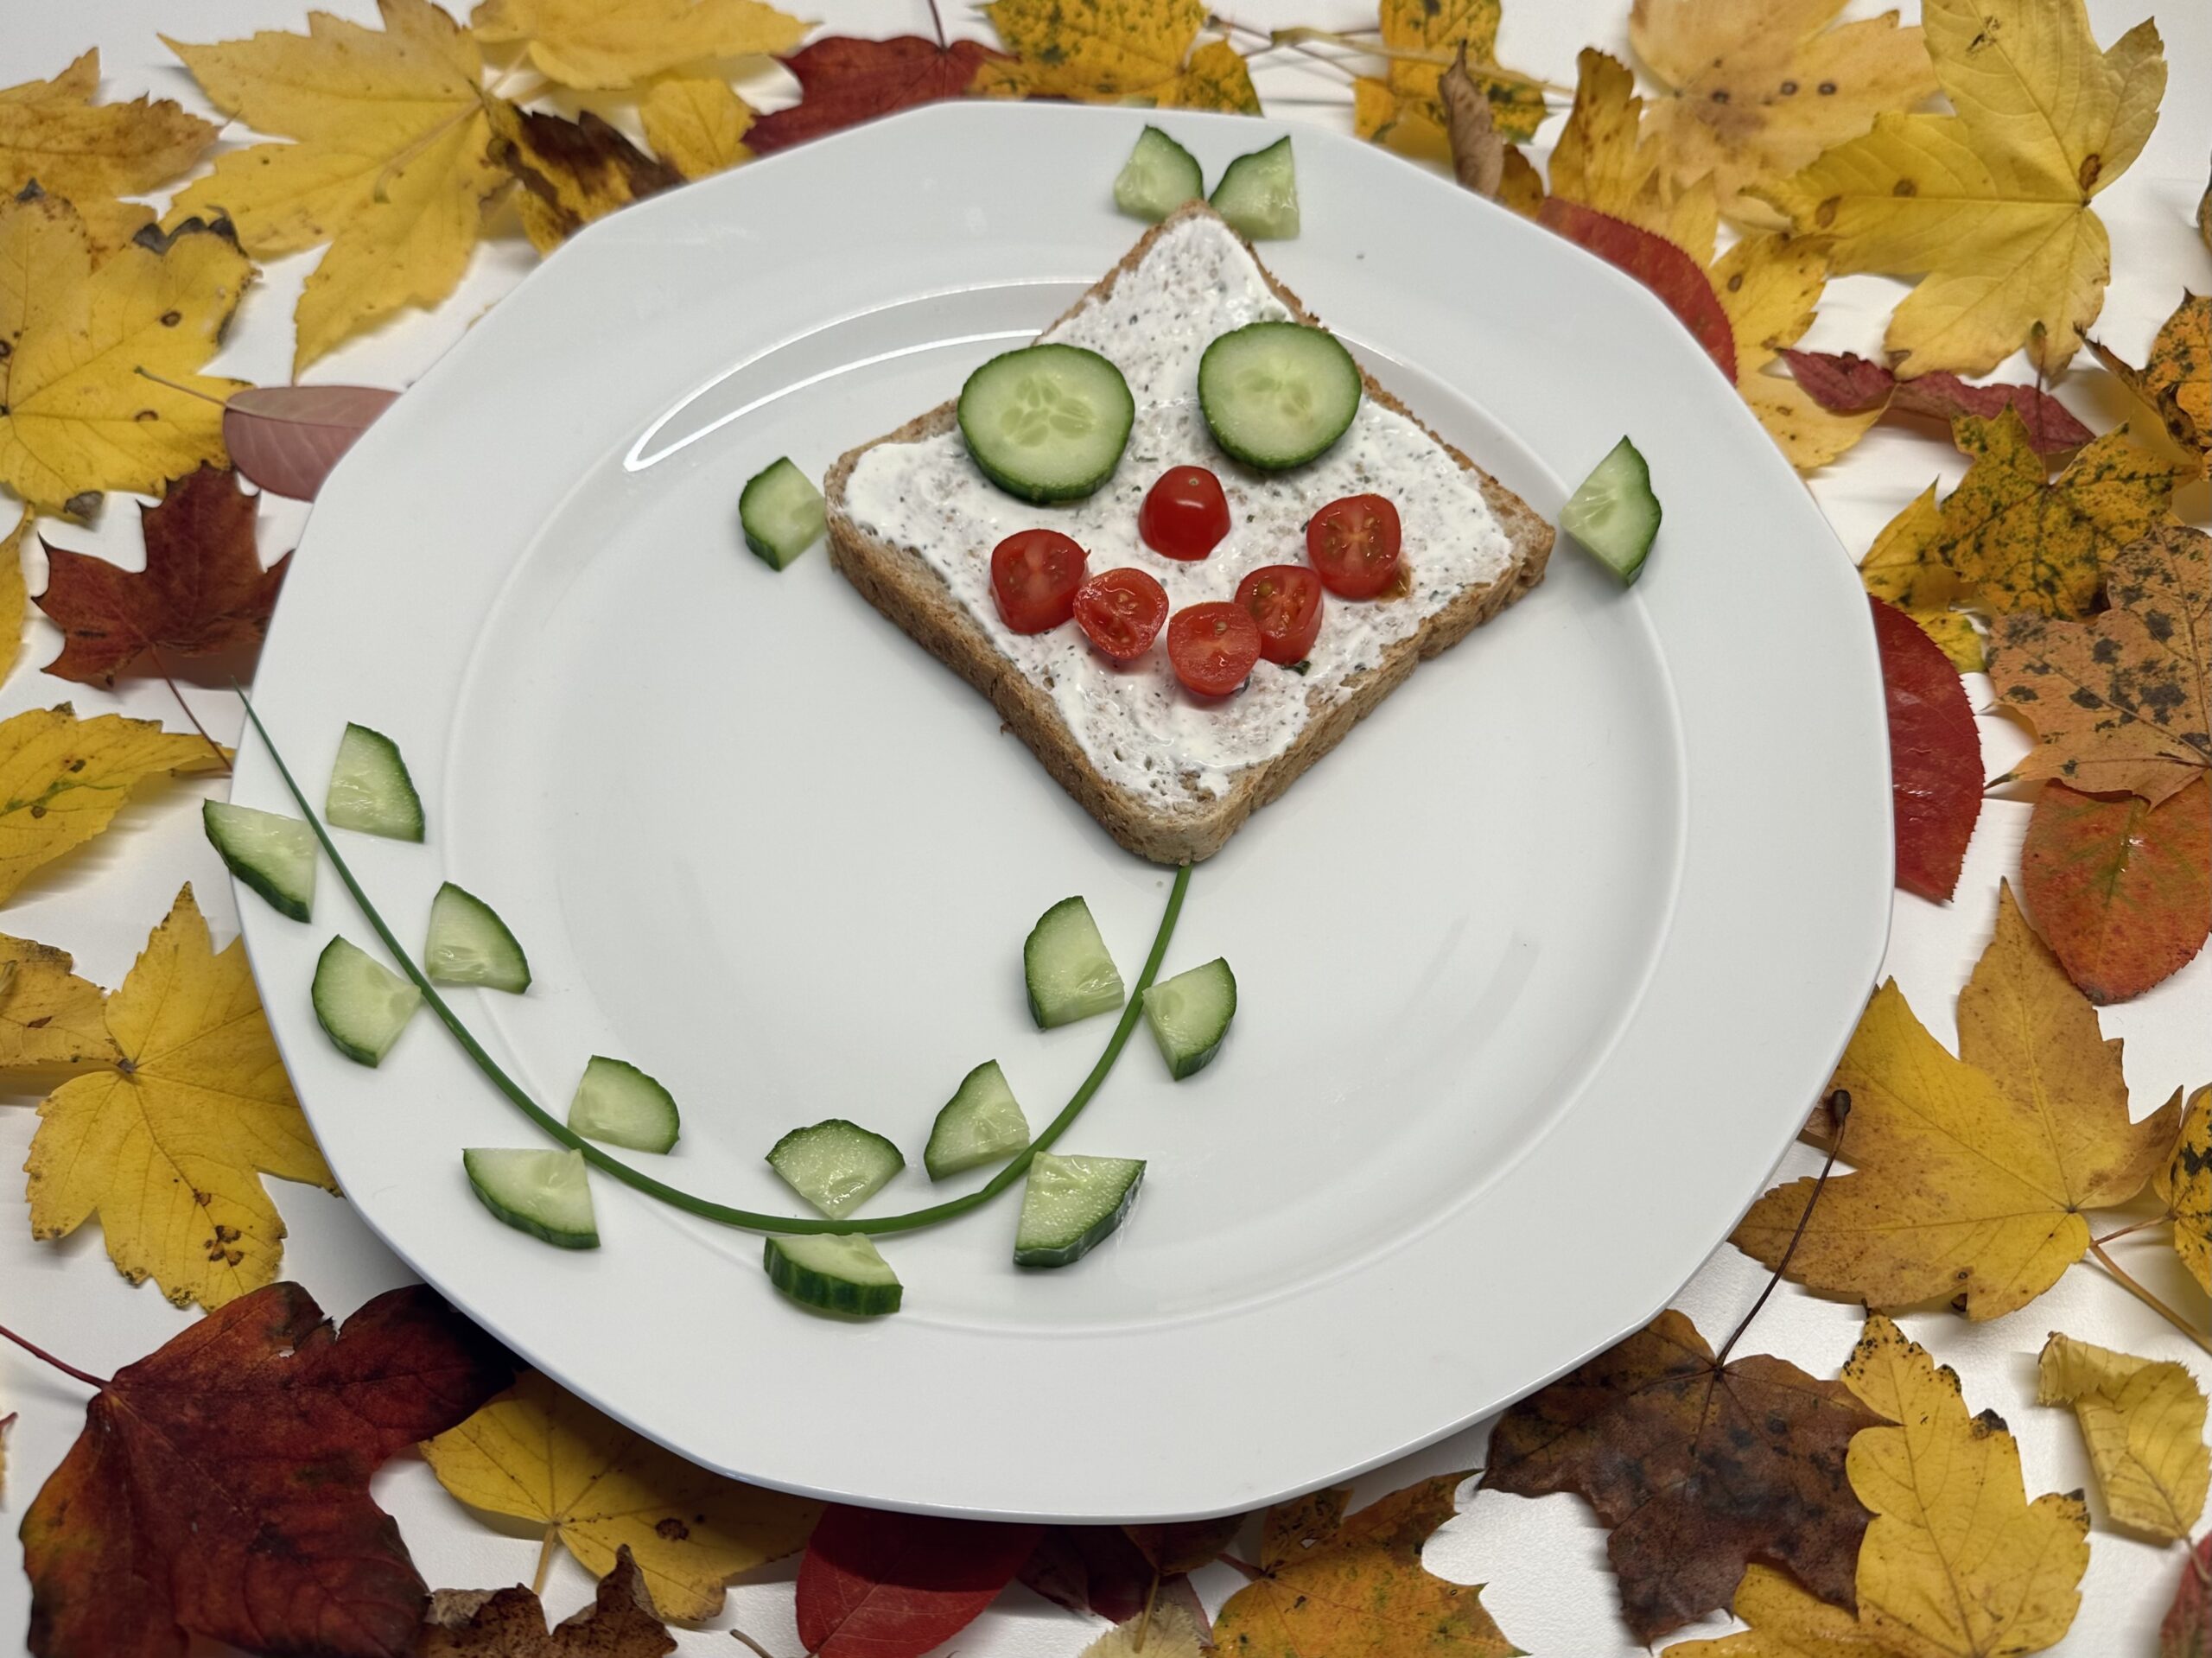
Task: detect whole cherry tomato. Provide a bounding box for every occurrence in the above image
[1306,493,1402,599]
[1167,602,1263,696]
[1235,563,1325,664]
[1139,466,1231,561]
[990,529,1087,632]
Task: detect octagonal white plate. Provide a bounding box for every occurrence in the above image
[232,102,1891,1521]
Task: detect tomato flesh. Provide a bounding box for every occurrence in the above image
[1074,566,1170,662]
[1235,564,1325,664]
[990,529,1087,633]
[1306,493,1402,599]
[1139,466,1231,561]
[1166,602,1262,696]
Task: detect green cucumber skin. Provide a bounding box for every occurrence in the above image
[568,1056,681,1154]
[924,1059,1031,1180]
[311,936,420,1067]
[424,881,532,994]
[766,1119,906,1219]
[957,345,1135,505]
[1197,321,1360,471]
[1144,957,1237,1080]
[763,1235,903,1316]
[202,800,315,922]
[1115,125,1205,221]
[1013,1163,1145,1269]
[463,1149,599,1248]
[1024,896,1126,1029]
[740,457,825,570]
[1561,435,1661,583]
[325,722,424,842]
[1210,137,1299,239]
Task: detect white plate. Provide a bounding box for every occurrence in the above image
[234,104,1891,1521]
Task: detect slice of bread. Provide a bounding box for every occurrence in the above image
[824,201,1553,865]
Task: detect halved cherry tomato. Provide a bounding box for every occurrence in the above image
[1235,563,1325,664]
[1074,567,1170,662]
[1139,466,1231,561]
[1166,602,1262,696]
[990,529,1087,633]
[1306,493,1402,599]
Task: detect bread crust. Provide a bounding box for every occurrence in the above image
[823,202,1554,865]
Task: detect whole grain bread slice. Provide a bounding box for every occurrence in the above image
[823,201,1553,865]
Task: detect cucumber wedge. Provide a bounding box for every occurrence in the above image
[1210,136,1298,239]
[958,344,1135,504]
[568,1056,680,1153]
[464,1147,598,1248]
[1560,435,1661,584]
[764,1232,902,1316]
[740,456,825,570]
[1198,321,1360,470]
[324,722,424,842]
[924,1060,1031,1179]
[423,881,531,993]
[202,800,317,922]
[766,1119,905,1219]
[312,936,421,1065]
[1143,957,1236,1079]
[1014,1152,1145,1268]
[1115,124,1203,221]
[1024,896,1125,1028]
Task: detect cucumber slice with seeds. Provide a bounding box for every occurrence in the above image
[203,800,316,922]
[1025,896,1125,1028]
[958,344,1135,504]
[1014,1152,1145,1268]
[324,723,424,842]
[1198,321,1360,470]
[312,936,421,1065]
[423,881,531,993]
[1209,136,1299,239]
[464,1147,598,1248]
[924,1060,1031,1179]
[764,1232,902,1316]
[1143,957,1236,1079]
[767,1119,906,1218]
[1560,435,1661,584]
[1115,125,1204,221]
[568,1056,680,1153]
[739,457,825,571]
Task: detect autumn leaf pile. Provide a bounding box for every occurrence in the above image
[0,0,2207,1655]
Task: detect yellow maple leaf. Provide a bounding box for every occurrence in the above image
[420,1369,821,1620]
[975,0,1254,109]
[0,50,218,213]
[1147,39,1262,115]
[1660,1563,1891,1657]
[1628,0,1938,212]
[2153,1085,2209,1296]
[168,0,506,371]
[470,0,805,92]
[1210,1475,1518,1657]
[0,508,27,687]
[1759,0,2165,378]
[1354,0,1546,160]
[640,78,753,180]
[0,705,227,904]
[0,930,117,1077]
[1732,885,2181,1319]
[0,191,250,515]
[1711,231,1883,471]
[486,100,682,253]
[1846,1314,2090,1656]
[1857,485,1983,671]
[2090,293,2209,465]
[1554,48,1718,264]
[1079,1602,1206,1658]
[23,885,334,1311]
[2036,1332,2208,1541]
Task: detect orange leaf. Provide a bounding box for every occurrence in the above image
[2022,778,2210,1002]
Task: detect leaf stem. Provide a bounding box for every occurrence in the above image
[237,691,1189,1237]
[2089,1213,2168,1248]
[1134,1572,1160,1650]
[1715,1091,1850,1369]
[0,1320,109,1390]
[531,1526,558,1598]
[2089,1238,2212,1356]
[1265,25,1568,94]
[133,365,229,409]
[1217,1553,1264,1580]
[155,647,232,774]
[1211,13,1358,86]
[926,0,946,51]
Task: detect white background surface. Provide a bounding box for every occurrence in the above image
[0,1,2205,1654]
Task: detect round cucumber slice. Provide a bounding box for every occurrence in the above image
[1198,321,1360,470]
[957,344,1135,503]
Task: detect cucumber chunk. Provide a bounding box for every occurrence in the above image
[1115,125,1204,221]
[924,1060,1031,1179]
[423,881,531,994]
[1560,435,1661,584]
[1198,322,1360,470]
[764,1232,902,1316]
[202,800,316,922]
[312,936,421,1065]
[1014,1152,1145,1268]
[1024,896,1125,1029]
[324,722,424,842]
[1143,957,1237,1079]
[739,456,825,571]
[464,1147,598,1248]
[1210,136,1299,239]
[766,1119,906,1218]
[568,1056,680,1153]
[957,344,1135,504]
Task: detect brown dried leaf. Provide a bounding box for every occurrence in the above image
[423,1546,676,1656]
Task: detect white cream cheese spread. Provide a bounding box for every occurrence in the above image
[841,214,1516,807]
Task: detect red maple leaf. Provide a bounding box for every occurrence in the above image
[20,1281,512,1658]
[36,464,289,686]
[747,35,1009,155]
[1537,198,1737,380]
